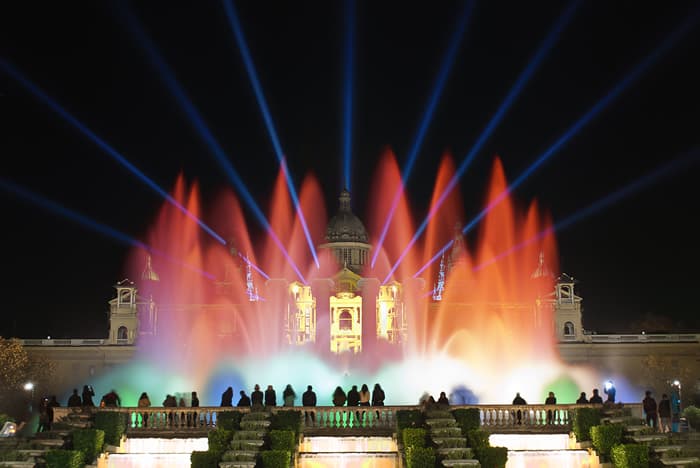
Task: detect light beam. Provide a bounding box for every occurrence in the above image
[115,5,307,282]
[342,0,355,193]
[0,59,226,246]
[222,0,320,268]
[371,0,474,268]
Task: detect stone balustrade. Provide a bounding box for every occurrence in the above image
[53,403,643,433]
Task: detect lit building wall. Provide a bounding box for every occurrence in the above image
[330,292,362,353]
[287,281,316,345]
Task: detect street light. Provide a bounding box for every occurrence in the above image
[24,382,35,413]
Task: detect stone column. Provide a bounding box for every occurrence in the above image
[358,277,380,352]
[311,278,334,354]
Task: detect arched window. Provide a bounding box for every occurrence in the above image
[339,310,353,330]
[117,326,128,340]
[563,322,575,336]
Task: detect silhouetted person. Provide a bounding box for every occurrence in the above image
[302,385,317,424]
[643,390,658,430]
[576,392,588,404]
[545,391,557,424]
[659,393,671,433]
[221,386,234,407]
[604,382,616,403]
[437,391,449,406]
[332,386,347,406]
[138,392,151,427]
[265,385,277,407]
[190,391,200,427]
[283,384,296,406]
[371,384,385,406]
[237,390,251,407]
[512,393,527,425]
[163,394,177,426]
[67,389,81,407]
[251,384,263,408]
[347,385,360,406]
[589,389,603,404]
[359,384,371,406]
[102,389,121,407]
[46,395,60,430]
[37,397,49,432]
[82,385,95,407]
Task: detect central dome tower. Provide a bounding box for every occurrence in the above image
[319,190,371,274]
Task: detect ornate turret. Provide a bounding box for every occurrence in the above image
[319,190,371,273]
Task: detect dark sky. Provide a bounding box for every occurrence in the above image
[1,1,698,338]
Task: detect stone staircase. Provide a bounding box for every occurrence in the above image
[652,432,700,467]
[219,411,270,468]
[425,409,479,467]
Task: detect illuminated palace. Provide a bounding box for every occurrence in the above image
[109,190,576,353]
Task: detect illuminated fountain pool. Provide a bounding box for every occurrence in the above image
[298,436,399,468]
[106,437,208,468]
[489,434,600,468]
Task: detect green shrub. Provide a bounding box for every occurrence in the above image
[683,406,700,429]
[405,446,436,468]
[270,410,302,437]
[590,424,623,460]
[0,413,14,426]
[260,449,290,468]
[191,450,220,468]
[452,408,481,434]
[475,446,508,468]
[467,428,490,450]
[45,449,84,468]
[269,429,296,452]
[216,411,243,430]
[72,428,105,463]
[94,412,126,446]
[572,407,601,442]
[0,450,31,461]
[208,428,233,454]
[397,410,424,431]
[611,443,649,468]
[402,428,427,449]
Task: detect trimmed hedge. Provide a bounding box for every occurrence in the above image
[208,428,233,454]
[94,412,126,446]
[0,450,31,461]
[191,450,220,468]
[216,411,243,430]
[683,406,700,429]
[260,449,290,468]
[611,443,649,468]
[572,407,601,442]
[590,424,623,460]
[72,428,105,463]
[466,428,490,450]
[475,446,508,468]
[270,410,302,437]
[45,449,84,468]
[269,429,295,452]
[405,446,436,468]
[402,428,427,449]
[452,408,481,434]
[396,409,424,431]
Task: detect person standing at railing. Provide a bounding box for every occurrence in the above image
[220,387,234,407]
[512,392,527,425]
[265,385,277,407]
[437,392,449,407]
[545,391,557,424]
[643,390,659,431]
[251,384,263,409]
[359,384,371,426]
[589,389,603,404]
[302,385,317,424]
[332,386,346,406]
[283,385,296,406]
[67,389,81,407]
[658,393,672,433]
[372,384,385,420]
[82,385,95,407]
[237,390,251,407]
[138,392,151,428]
[576,392,588,404]
[190,391,199,427]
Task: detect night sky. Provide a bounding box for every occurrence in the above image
[1,1,698,338]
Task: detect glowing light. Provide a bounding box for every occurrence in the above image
[371,0,474,268]
[604,380,614,391]
[0,59,226,246]
[23,382,34,391]
[0,177,216,280]
[382,0,580,275]
[222,0,319,269]
[342,0,355,193]
[114,5,307,281]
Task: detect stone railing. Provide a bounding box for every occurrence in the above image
[54,403,643,432]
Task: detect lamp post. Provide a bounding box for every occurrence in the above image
[24,382,35,413]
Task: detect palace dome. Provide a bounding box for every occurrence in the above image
[326,190,369,243]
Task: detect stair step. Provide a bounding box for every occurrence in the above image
[441,460,480,467]
[660,457,700,466]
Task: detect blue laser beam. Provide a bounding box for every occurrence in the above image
[342,0,355,193]
[238,252,270,280]
[371,0,474,268]
[472,148,699,273]
[0,58,226,246]
[0,177,216,280]
[222,0,319,269]
[461,6,700,238]
[116,5,307,283]
[382,0,580,281]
